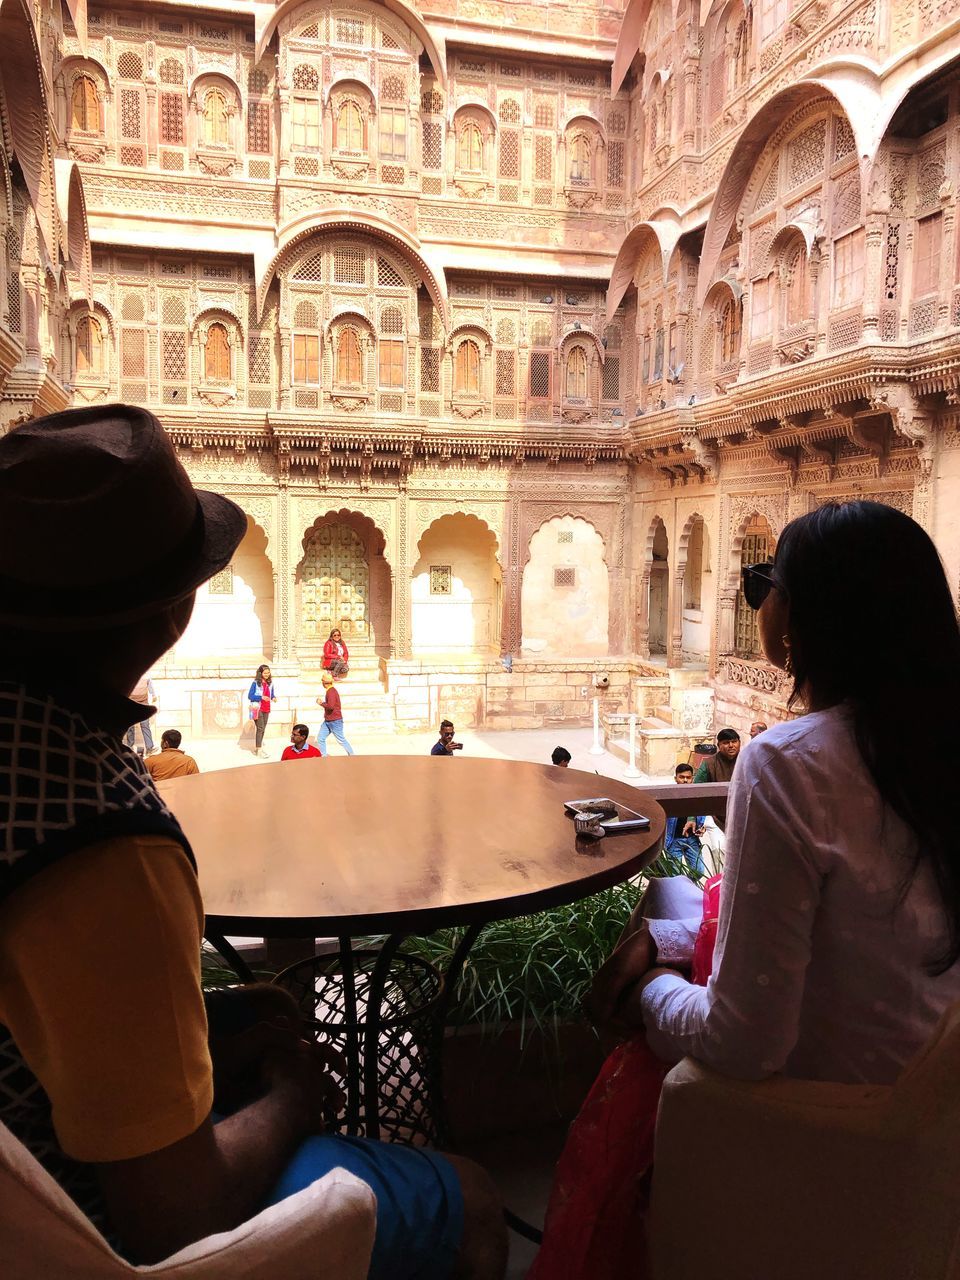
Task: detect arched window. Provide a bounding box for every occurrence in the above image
[75,315,104,376]
[568,133,591,185]
[565,345,588,398]
[457,122,483,172]
[336,101,364,153]
[71,76,100,132]
[454,339,480,395]
[782,241,809,327]
[204,322,231,382]
[336,328,363,385]
[203,90,229,146]
[718,298,741,365]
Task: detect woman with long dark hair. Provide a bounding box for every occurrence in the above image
[246,662,274,757]
[532,502,960,1278]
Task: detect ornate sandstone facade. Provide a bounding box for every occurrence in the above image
[1,0,959,746]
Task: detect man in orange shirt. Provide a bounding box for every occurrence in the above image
[146,729,200,779]
[0,406,505,1279]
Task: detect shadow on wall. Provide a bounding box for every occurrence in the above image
[175,517,275,661]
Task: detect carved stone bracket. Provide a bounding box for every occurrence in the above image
[867,383,935,476]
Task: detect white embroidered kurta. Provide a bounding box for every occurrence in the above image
[641,706,960,1084]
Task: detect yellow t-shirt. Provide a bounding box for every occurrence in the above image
[0,835,213,1163]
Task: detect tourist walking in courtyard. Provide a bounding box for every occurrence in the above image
[125,673,157,755]
[431,719,463,755]
[750,720,768,738]
[281,723,322,761]
[322,627,350,678]
[316,672,354,756]
[146,729,200,779]
[551,746,572,768]
[247,663,273,757]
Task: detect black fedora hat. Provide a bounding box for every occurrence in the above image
[0,404,247,630]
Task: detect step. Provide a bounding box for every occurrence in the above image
[654,703,674,724]
[641,716,672,731]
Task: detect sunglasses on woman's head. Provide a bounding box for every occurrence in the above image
[741,561,777,611]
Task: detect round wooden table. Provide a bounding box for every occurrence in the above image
[158,756,665,1141]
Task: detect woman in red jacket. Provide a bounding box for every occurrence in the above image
[322,627,349,678]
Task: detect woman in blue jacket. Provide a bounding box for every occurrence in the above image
[247,664,274,756]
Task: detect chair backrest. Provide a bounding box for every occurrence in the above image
[651,1000,960,1280]
[0,1118,376,1279]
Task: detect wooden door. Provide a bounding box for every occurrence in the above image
[301,524,370,645]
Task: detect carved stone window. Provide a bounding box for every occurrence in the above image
[554,567,576,588]
[379,107,406,160]
[160,91,184,146]
[378,338,404,388]
[204,322,231,383]
[75,314,105,377]
[565,345,588,398]
[454,339,480,395]
[457,122,484,173]
[718,297,742,365]
[202,90,230,148]
[335,100,365,154]
[529,350,551,398]
[914,213,942,297]
[780,237,810,327]
[430,565,452,595]
[293,333,320,384]
[292,97,320,149]
[751,276,773,340]
[833,229,865,309]
[247,100,271,154]
[208,566,234,595]
[335,327,363,386]
[71,76,101,132]
[568,133,592,185]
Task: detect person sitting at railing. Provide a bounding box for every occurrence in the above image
[531,500,960,1280]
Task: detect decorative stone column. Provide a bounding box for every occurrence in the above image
[862,214,886,341]
[669,569,685,666]
[636,566,651,657]
[717,588,737,666]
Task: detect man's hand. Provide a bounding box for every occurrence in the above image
[261,1039,346,1132]
[682,820,696,836]
[585,923,655,1033]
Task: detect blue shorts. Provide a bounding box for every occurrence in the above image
[265,1135,464,1280]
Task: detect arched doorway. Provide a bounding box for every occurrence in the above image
[520,516,608,657]
[296,513,391,660]
[648,519,669,655]
[174,516,274,661]
[680,514,710,661]
[411,513,501,655]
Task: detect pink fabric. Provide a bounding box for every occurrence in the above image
[529,879,720,1280]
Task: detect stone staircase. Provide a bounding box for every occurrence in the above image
[296,657,396,737]
[604,664,714,776]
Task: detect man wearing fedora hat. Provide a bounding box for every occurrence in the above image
[0,406,505,1278]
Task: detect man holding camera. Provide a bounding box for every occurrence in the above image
[431,719,463,756]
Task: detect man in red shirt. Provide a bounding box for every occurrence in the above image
[315,672,355,757]
[280,724,322,761]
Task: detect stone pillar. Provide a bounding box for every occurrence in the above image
[862,214,886,341]
[717,588,737,668]
[145,84,159,162]
[939,189,955,331]
[669,570,685,666]
[394,494,411,659]
[276,489,294,663]
[636,566,651,657]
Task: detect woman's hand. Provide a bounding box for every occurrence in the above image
[586,924,655,1031]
